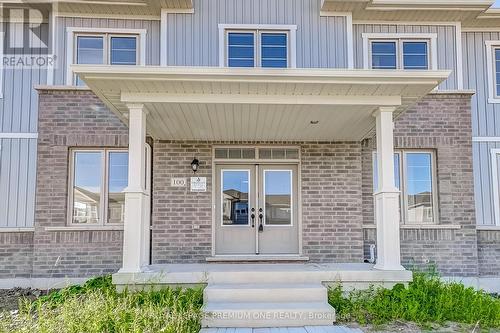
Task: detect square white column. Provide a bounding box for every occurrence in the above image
[373,107,404,271]
[120,103,150,273]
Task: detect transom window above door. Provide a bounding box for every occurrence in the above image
[219,24,297,68]
[362,33,437,70]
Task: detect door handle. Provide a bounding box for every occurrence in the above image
[250,208,255,228]
[258,208,264,232]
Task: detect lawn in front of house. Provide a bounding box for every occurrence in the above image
[329,272,500,331]
[0,272,499,333]
[0,276,204,333]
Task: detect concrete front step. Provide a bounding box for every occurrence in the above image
[202,301,336,328]
[204,283,328,303]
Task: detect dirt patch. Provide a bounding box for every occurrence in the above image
[0,288,47,312]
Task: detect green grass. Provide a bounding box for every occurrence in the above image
[0,276,204,333]
[328,272,500,329]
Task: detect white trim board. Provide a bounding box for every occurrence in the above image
[490,148,500,227]
[473,137,500,142]
[455,22,464,90]
[0,133,38,139]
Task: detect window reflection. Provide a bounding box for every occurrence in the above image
[72,152,102,224]
[406,153,434,223]
[264,170,292,225]
[222,170,249,225]
[108,152,128,224]
[76,36,104,86]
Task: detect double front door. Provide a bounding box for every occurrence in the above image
[215,164,299,255]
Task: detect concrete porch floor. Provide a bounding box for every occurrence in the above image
[112,263,412,289]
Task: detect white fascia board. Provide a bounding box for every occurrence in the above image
[72,64,451,81]
[120,92,402,106]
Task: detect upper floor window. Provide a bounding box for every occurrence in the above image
[362,33,437,70]
[373,150,438,225]
[219,24,297,68]
[485,41,500,103]
[66,28,146,86]
[75,34,138,85]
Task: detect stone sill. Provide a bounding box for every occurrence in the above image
[45,226,124,232]
[363,224,462,230]
[0,227,34,233]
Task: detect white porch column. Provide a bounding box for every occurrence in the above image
[373,107,404,271]
[120,103,150,273]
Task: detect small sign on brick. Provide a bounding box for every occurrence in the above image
[171,178,187,187]
[190,177,207,192]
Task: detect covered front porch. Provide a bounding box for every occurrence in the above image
[72,65,449,281]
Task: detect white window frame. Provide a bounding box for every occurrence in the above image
[67,145,151,228]
[262,169,294,227]
[220,169,252,227]
[485,41,500,104]
[490,148,500,226]
[66,27,147,86]
[362,33,438,70]
[218,24,297,68]
[373,149,439,225]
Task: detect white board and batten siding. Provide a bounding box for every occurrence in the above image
[165,0,349,68]
[463,32,500,227]
[353,24,459,90]
[0,22,48,229]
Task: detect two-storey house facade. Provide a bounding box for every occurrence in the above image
[0,2,499,323]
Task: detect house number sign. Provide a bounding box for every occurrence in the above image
[171,178,187,187]
[190,177,207,192]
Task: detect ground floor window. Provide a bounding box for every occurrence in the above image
[373,150,438,224]
[69,149,128,226]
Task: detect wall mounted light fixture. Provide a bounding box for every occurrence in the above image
[191,158,200,173]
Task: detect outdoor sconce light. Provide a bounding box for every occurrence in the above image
[191,158,200,173]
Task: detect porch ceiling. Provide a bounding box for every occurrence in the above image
[72,65,450,141]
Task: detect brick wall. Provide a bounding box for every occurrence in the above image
[0,89,479,279]
[32,89,128,277]
[362,93,479,276]
[301,142,364,262]
[477,230,500,276]
[0,232,33,278]
[152,141,213,263]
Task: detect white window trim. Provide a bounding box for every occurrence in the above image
[490,148,500,226]
[218,24,297,68]
[362,33,438,70]
[373,149,439,225]
[65,27,147,86]
[485,41,500,104]
[67,145,151,228]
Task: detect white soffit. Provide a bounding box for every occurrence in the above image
[73,65,450,142]
[321,0,497,26]
[53,0,193,18]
